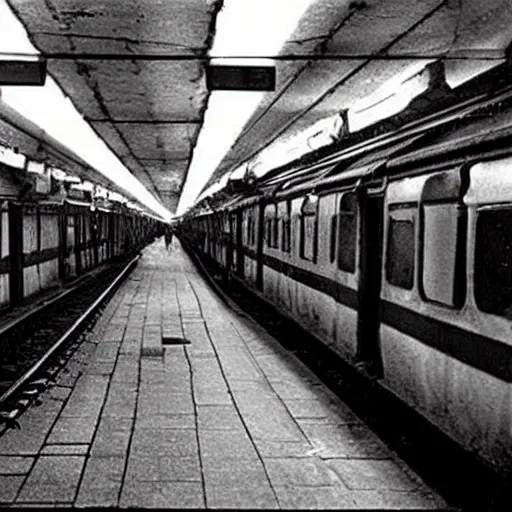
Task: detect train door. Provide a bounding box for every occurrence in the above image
[357,192,384,376]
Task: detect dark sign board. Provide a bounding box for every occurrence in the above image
[0,58,47,86]
[206,64,275,91]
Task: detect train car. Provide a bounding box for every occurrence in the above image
[0,167,162,310]
[180,67,512,473]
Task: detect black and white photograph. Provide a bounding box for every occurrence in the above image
[0,0,511,509]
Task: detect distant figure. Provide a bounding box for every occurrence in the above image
[164,229,173,250]
[164,226,173,250]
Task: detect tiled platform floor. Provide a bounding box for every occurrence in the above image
[0,238,449,509]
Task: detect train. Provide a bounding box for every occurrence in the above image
[178,60,512,473]
[0,98,165,312]
[0,160,163,311]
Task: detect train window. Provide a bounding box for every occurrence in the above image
[337,194,357,272]
[265,204,278,249]
[300,195,318,262]
[66,215,75,247]
[281,218,290,252]
[422,203,461,307]
[250,216,256,246]
[230,213,237,236]
[474,208,512,318]
[330,215,337,263]
[273,214,279,249]
[281,200,291,253]
[246,214,256,246]
[386,207,415,289]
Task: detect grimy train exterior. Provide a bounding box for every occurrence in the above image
[179,60,512,474]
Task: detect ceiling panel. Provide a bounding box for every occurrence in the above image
[7,0,221,213]
[115,123,196,160]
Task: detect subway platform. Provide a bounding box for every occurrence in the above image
[0,238,449,509]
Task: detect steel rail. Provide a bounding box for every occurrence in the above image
[0,254,140,405]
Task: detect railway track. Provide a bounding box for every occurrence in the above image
[0,255,139,424]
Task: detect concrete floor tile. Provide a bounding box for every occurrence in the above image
[205,483,278,509]
[102,324,125,343]
[142,324,164,357]
[136,413,196,429]
[229,379,269,392]
[207,323,248,351]
[86,361,116,376]
[284,398,360,424]
[46,416,98,444]
[74,482,121,508]
[328,459,418,491]
[119,480,204,508]
[119,340,140,356]
[17,456,85,502]
[54,371,81,388]
[300,422,391,459]
[198,429,258,459]
[189,356,224,380]
[41,444,89,455]
[197,405,243,430]
[102,385,137,419]
[202,459,270,487]
[0,475,24,503]
[163,346,189,368]
[138,389,194,415]
[140,369,167,385]
[81,455,126,487]
[348,490,448,509]
[92,343,119,363]
[264,457,343,487]
[0,456,34,474]
[194,382,232,405]
[140,357,165,373]
[217,347,263,381]
[60,375,109,418]
[112,357,139,384]
[234,392,306,443]
[164,375,194,393]
[271,381,327,400]
[254,439,316,458]
[0,409,58,455]
[274,485,355,509]
[90,423,132,457]
[123,328,143,344]
[182,321,211,343]
[131,429,198,458]
[159,456,202,482]
[124,453,160,482]
[46,386,72,402]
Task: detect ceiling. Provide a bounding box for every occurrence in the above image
[5,0,512,214]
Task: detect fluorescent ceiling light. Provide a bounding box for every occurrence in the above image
[176,0,315,215]
[0,0,171,221]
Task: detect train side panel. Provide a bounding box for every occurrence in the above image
[380,165,512,467]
